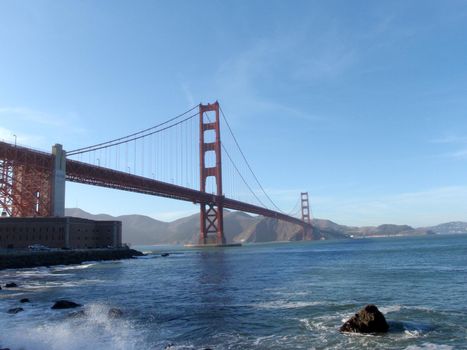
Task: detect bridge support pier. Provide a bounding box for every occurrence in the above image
[199,102,226,245]
[51,144,66,217]
[199,201,225,245]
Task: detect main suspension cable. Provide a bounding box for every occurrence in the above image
[68,111,198,156]
[219,106,285,213]
[68,104,199,155]
[202,110,268,207]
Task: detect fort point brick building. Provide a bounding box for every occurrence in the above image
[0,217,122,249]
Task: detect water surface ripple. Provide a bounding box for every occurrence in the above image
[1,234,466,349]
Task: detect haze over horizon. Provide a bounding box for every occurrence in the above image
[65,206,466,231]
[1,1,467,227]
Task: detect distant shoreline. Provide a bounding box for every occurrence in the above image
[0,248,144,270]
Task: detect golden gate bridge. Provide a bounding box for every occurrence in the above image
[0,102,312,245]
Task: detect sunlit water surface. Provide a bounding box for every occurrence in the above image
[1,234,466,349]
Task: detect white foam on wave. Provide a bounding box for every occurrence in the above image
[52,262,97,271]
[18,266,54,275]
[163,345,197,350]
[253,333,320,349]
[404,305,436,313]
[253,334,276,345]
[299,317,329,332]
[0,303,147,350]
[404,343,454,350]
[379,304,402,314]
[0,264,88,292]
[255,300,323,309]
[404,329,423,337]
[211,331,315,350]
[0,266,53,280]
[3,278,104,293]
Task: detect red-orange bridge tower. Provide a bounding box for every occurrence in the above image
[0,102,313,245]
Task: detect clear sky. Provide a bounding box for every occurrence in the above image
[1,0,467,227]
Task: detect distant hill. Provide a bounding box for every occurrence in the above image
[64,208,461,245]
[65,208,339,244]
[344,224,434,238]
[66,208,265,245]
[427,221,467,235]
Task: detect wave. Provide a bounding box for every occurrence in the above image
[404,343,454,350]
[255,300,324,309]
[379,304,403,314]
[51,262,98,271]
[0,303,146,350]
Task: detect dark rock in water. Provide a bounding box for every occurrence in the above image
[340,304,389,333]
[20,298,30,303]
[68,310,86,318]
[51,300,82,309]
[108,308,123,318]
[7,307,24,314]
[161,253,170,257]
[0,347,11,350]
[5,283,18,288]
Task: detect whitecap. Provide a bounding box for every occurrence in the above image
[52,263,97,271]
[404,343,454,350]
[0,303,147,350]
[253,334,276,345]
[379,304,402,314]
[403,305,436,313]
[404,329,423,337]
[255,300,323,309]
[299,317,329,332]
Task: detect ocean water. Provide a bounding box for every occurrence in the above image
[0,234,466,349]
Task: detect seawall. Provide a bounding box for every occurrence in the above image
[0,248,144,270]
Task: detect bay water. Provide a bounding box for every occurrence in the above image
[1,234,466,349]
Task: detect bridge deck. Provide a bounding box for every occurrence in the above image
[66,159,309,228]
[1,141,310,228]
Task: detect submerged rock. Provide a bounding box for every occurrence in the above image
[20,298,30,303]
[108,308,123,318]
[161,253,170,257]
[7,307,24,314]
[4,283,18,288]
[340,304,389,333]
[51,300,82,309]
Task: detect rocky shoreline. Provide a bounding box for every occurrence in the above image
[0,248,144,270]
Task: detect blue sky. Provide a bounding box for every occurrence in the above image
[1,0,467,227]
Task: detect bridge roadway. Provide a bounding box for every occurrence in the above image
[1,142,309,228]
[67,159,309,228]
